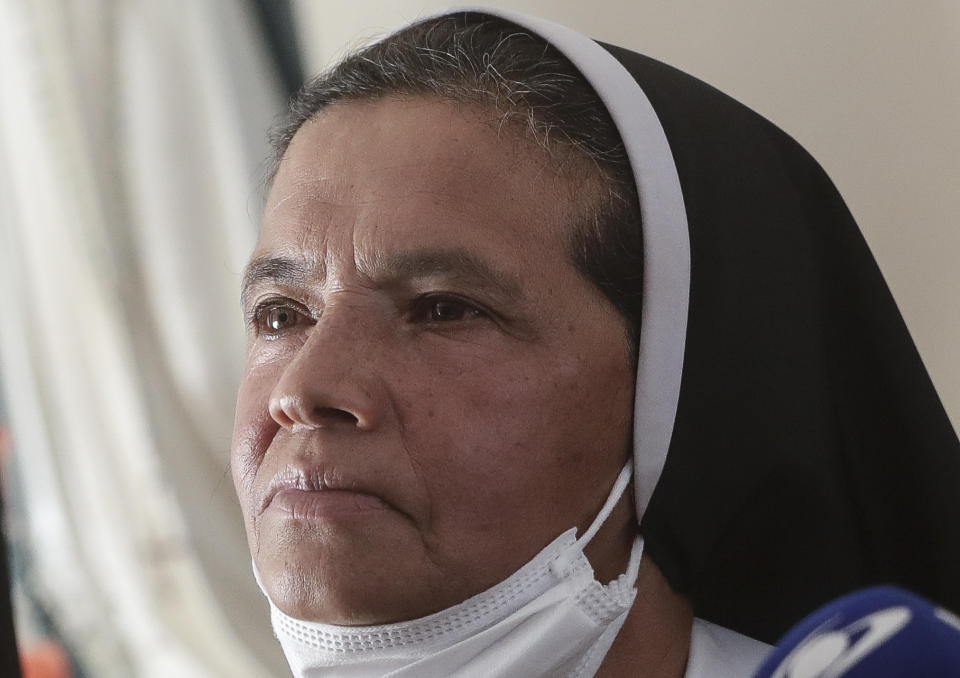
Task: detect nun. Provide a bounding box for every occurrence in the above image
[230,9,960,677]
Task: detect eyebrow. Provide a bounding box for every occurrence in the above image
[372,249,523,299]
[240,247,523,309]
[241,255,316,311]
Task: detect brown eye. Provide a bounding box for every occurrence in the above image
[413,296,484,323]
[254,302,307,336]
[267,306,297,330]
[433,300,470,321]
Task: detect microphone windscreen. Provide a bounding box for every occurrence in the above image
[752,586,960,677]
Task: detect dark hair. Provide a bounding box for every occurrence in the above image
[269,12,643,352]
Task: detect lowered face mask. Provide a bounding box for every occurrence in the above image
[255,460,643,678]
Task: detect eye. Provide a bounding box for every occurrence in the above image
[411,295,485,323]
[252,300,311,337]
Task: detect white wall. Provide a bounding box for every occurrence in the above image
[291,1,960,430]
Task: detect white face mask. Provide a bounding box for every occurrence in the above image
[257,461,643,678]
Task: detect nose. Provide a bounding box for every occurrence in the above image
[268,309,387,432]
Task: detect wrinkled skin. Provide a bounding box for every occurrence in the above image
[231,96,636,625]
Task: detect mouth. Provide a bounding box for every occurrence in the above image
[268,487,389,521]
[260,465,391,520]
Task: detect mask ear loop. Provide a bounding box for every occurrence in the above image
[575,458,634,551]
[623,531,645,586]
[551,459,642,581]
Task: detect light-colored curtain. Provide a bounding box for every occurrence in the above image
[0,0,287,675]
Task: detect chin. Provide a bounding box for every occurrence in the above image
[256,539,449,625]
[265,567,421,625]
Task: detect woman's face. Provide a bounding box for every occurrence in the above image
[232,96,635,624]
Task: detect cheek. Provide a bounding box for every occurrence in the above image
[231,366,280,509]
[393,349,632,529]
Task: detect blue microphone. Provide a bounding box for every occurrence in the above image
[752,586,960,677]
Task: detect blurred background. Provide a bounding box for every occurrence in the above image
[0,1,956,676]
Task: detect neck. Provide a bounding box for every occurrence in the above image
[595,556,693,678]
[584,491,693,678]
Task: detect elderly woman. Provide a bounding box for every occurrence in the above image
[230,9,960,677]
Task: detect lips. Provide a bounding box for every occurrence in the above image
[269,487,390,521]
[260,465,389,517]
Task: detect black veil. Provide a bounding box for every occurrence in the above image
[606,45,960,641]
[469,7,960,643]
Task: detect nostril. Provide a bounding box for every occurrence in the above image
[269,399,297,429]
[313,407,359,426]
[269,387,378,431]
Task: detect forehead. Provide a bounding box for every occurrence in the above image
[259,97,589,266]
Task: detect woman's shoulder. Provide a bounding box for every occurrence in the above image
[684,618,772,678]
